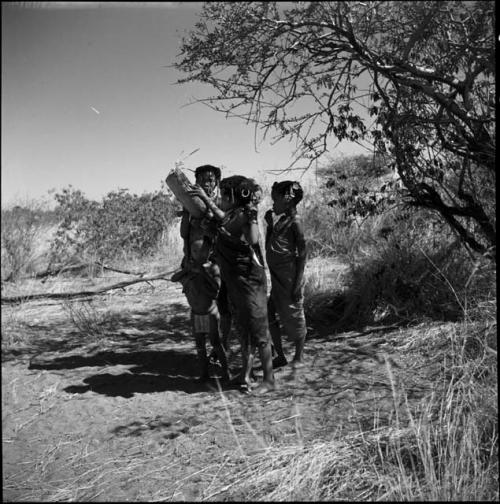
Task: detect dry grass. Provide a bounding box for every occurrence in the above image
[303,256,349,299]
[1,198,57,281]
[202,322,497,502]
[2,436,187,502]
[61,299,111,342]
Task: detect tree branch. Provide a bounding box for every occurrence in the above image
[1,269,179,305]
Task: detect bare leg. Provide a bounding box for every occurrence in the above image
[218,281,232,354]
[238,339,252,388]
[208,314,231,382]
[252,340,275,394]
[194,332,210,381]
[268,297,287,368]
[292,335,305,363]
[291,335,306,371]
[210,308,231,363]
[213,342,230,381]
[243,345,256,389]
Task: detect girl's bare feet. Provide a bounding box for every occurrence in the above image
[251,381,276,395]
[291,359,305,369]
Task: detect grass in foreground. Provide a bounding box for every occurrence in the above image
[205,321,497,501]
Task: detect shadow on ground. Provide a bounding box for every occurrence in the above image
[111,414,203,440]
[2,302,191,363]
[30,347,242,397]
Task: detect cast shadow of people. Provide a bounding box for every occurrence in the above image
[31,346,243,397]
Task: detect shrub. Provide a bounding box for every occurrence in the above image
[324,207,496,330]
[302,154,496,329]
[50,186,178,266]
[302,153,407,262]
[1,200,57,281]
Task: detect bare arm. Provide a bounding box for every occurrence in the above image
[242,205,260,245]
[292,219,307,301]
[188,186,226,221]
[179,209,190,262]
[263,209,273,246]
[243,221,260,246]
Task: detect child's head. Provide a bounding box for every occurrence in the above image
[271,181,303,214]
[194,164,221,198]
[220,176,263,210]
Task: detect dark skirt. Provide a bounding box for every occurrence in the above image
[215,234,269,346]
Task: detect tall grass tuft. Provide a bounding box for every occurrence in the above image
[61,299,110,341]
[374,322,498,501]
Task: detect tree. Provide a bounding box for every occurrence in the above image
[174,1,495,257]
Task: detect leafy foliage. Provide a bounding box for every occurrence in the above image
[301,154,408,260]
[50,186,177,265]
[175,1,495,256]
[302,155,495,327]
[320,153,401,220]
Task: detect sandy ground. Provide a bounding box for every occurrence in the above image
[2,275,448,501]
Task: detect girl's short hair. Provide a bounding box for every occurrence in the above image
[271,180,303,205]
[194,164,221,181]
[220,176,263,206]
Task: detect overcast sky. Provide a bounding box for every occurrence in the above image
[2,1,366,206]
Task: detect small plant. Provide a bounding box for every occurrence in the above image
[62,299,108,341]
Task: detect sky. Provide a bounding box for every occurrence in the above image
[1,1,367,207]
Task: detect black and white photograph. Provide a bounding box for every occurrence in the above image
[2,1,496,501]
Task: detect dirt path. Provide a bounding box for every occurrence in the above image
[2,279,444,501]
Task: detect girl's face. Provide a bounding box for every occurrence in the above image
[196,171,218,198]
[272,192,291,214]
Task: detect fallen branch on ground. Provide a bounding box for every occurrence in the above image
[15,261,148,281]
[1,269,179,305]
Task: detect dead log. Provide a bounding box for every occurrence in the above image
[20,261,146,281]
[1,268,179,305]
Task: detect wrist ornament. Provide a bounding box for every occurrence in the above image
[244,205,258,223]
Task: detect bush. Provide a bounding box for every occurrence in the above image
[316,207,496,330]
[50,186,178,266]
[302,153,406,262]
[1,200,57,281]
[303,154,496,329]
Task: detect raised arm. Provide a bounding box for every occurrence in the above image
[188,186,226,221]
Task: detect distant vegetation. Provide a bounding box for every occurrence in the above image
[49,185,178,267]
[1,200,59,282]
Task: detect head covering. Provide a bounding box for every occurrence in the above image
[194,164,221,181]
[271,180,303,205]
[220,176,263,206]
